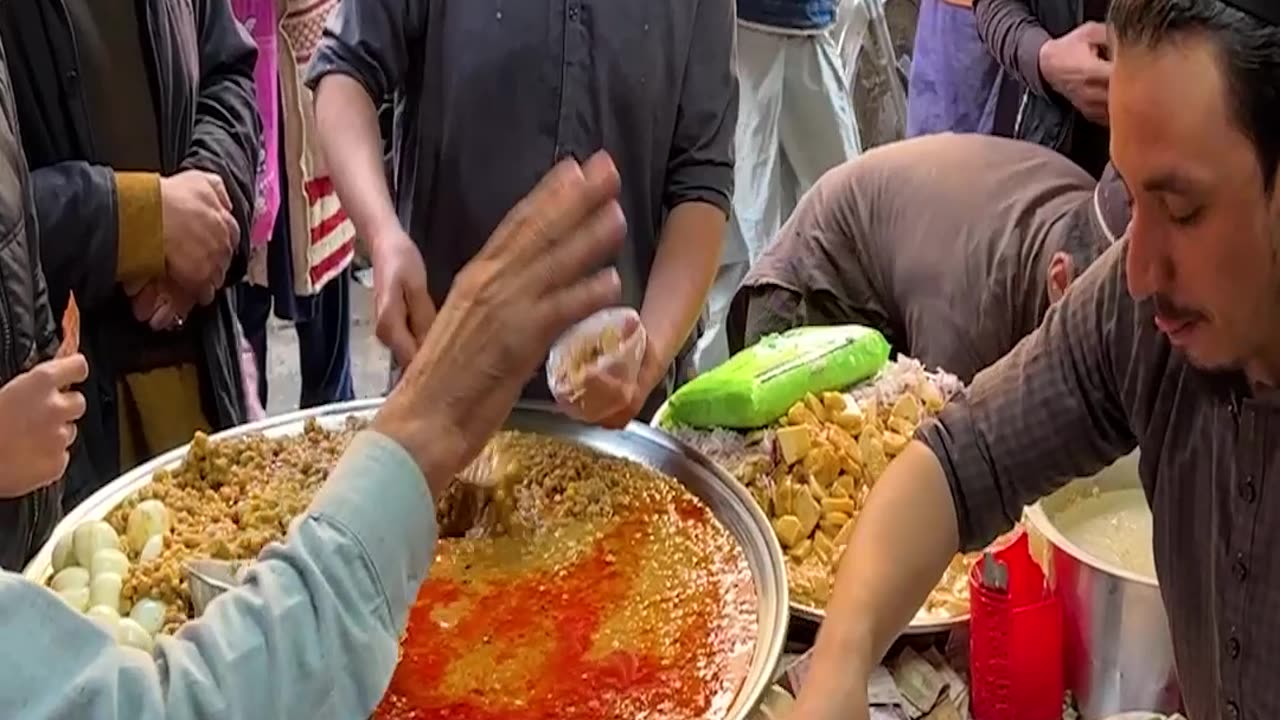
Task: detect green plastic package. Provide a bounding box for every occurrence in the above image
[665,325,891,429]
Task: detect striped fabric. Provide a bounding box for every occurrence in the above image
[278,0,355,295]
[304,176,356,288]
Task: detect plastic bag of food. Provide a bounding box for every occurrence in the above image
[56,293,80,359]
[546,307,647,418]
[663,325,890,429]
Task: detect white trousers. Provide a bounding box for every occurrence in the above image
[693,5,866,373]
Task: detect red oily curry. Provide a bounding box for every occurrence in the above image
[374,431,758,719]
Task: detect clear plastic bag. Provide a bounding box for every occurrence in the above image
[546,307,647,419]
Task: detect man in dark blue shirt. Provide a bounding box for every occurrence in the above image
[308,0,736,426]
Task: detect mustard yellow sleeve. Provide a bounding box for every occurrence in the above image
[114,171,166,285]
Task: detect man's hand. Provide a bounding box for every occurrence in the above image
[787,682,869,720]
[161,169,238,305]
[373,152,626,493]
[576,334,663,429]
[371,229,436,368]
[1038,21,1112,125]
[0,355,88,498]
[128,278,198,331]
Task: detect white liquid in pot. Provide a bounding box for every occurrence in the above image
[1053,488,1157,581]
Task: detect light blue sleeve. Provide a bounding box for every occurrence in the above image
[0,430,437,719]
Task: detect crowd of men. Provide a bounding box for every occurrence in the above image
[0,0,1276,718]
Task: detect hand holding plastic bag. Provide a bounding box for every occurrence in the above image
[547,307,647,423]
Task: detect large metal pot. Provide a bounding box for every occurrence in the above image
[26,400,791,720]
[1024,453,1182,719]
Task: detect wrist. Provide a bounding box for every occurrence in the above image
[1026,29,1056,97]
[372,395,463,497]
[368,219,409,253]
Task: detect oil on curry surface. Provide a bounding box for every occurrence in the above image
[376,432,759,719]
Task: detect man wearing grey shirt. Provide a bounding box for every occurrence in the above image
[0,152,629,718]
[307,0,736,428]
[788,2,1280,720]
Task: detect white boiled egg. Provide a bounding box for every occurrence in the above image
[50,566,90,593]
[126,500,170,553]
[73,521,121,568]
[115,618,155,653]
[90,548,130,579]
[51,533,76,573]
[139,534,164,563]
[89,572,124,614]
[86,605,120,635]
[129,599,167,636]
[57,586,90,612]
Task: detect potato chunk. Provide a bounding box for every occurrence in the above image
[773,515,805,548]
[793,485,822,537]
[776,425,811,465]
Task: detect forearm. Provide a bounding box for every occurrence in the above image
[0,431,436,719]
[186,0,261,274]
[802,442,959,701]
[639,201,724,380]
[30,162,125,310]
[973,0,1052,96]
[114,172,165,289]
[314,75,403,249]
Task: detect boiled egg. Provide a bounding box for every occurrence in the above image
[73,521,121,568]
[90,548,130,579]
[86,605,120,635]
[89,572,124,614]
[115,618,155,653]
[50,566,90,593]
[51,533,76,573]
[57,587,90,612]
[129,599,167,636]
[139,534,164,563]
[126,501,170,553]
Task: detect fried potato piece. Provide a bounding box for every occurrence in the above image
[882,431,909,456]
[777,425,811,465]
[803,445,840,488]
[820,392,847,413]
[891,393,921,426]
[793,485,821,537]
[820,498,858,516]
[773,515,804,548]
[773,480,795,517]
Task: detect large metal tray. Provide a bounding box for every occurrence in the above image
[650,401,968,635]
[26,399,790,720]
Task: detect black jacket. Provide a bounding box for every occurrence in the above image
[1004,0,1084,154]
[0,0,260,510]
[0,38,65,570]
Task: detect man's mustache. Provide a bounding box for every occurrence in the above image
[1153,295,1202,323]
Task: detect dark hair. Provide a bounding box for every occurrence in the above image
[1109,0,1280,193]
[1059,199,1109,275]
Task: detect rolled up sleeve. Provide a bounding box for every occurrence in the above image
[973,0,1052,98]
[664,0,737,216]
[916,242,1138,550]
[305,0,427,104]
[0,431,436,720]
